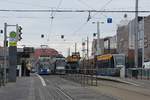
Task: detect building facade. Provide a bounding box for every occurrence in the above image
[91,39,104,56]
[91,35,117,56]
[117,15,150,68]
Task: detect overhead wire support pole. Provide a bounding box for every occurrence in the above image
[135,0,139,68]
[4,23,7,84]
[87,36,89,59]
[4,23,18,83]
[97,22,100,55]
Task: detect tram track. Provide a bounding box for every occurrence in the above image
[44,76,75,100]
[42,75,117,100]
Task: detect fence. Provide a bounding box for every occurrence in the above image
[97,68,121,76]
[126,68,150,80]
[61,69,98,86]
[0,64,5,86]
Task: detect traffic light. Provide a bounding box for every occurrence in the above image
[6,40,8,47]
[93,33,96,37]
[41,34,44,38]
[0,30,3,33]
[17,26,23,41]
[61,35,64,39]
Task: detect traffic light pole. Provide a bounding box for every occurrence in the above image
[135,0,139,68]
[4,23,18,82]
[4,23,7,84]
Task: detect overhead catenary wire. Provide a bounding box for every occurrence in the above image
[47,0,63,42]
[91,0,113,19]
[77,0,95,10]
[71,0,114,36]
[0,9,149,13]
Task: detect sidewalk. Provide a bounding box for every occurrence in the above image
[0,76,35,100]
[96,75,150,87]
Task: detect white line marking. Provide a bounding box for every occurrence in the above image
[36,74,46,87]
[124,81,140,87]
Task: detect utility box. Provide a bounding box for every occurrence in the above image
[119,65,125,78]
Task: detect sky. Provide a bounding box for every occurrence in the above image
[0,0,150,57]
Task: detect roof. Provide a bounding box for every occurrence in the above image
[34,48,59,58]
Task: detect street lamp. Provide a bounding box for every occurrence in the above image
[92,21,104,55]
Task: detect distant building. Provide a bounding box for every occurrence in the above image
[34,48,59,59]
[91,35,117,56]
[0,47,9,67]
[91,38,104,56]
[104,36,117,54]
[117,15,150,67]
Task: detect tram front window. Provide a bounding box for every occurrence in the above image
[115,56,125,66]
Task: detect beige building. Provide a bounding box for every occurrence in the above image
[104,36,117,54]
[91,35,117,56]
[91,39,104,56]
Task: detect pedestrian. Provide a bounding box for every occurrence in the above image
[0,67,4,86]
[26,61,31,76]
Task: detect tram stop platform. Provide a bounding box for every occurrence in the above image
[95,75,150,87]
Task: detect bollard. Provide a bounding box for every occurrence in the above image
[0,67,1,87]
[148,69,150,80]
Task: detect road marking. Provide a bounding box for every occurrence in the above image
[55,87,73,100]
[46,79,73,100]
[36,74,46,87]
[126,82,140,87]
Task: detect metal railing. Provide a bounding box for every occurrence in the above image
[0,65,5,87]
[96,68,121,76]
[61,69,98,86]
[126,68,150,80]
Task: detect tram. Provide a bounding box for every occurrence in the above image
[66,53,80,73]
[96,54,126,76]
[54,57,66,74]
[37,56,51,75]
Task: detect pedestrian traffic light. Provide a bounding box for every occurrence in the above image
[17,26,23,41]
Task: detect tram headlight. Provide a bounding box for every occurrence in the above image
[47,69,50,72]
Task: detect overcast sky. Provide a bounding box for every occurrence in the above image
[0,0,150,56]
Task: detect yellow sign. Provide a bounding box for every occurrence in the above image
[9,42,17,46]
[97,54,112,61]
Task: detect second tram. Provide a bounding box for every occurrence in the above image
[96,54,126,76]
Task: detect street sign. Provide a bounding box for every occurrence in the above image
[107,18,112,23]
[9,31,17,46]
[9,31,17,38]
[9,41,17,46]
